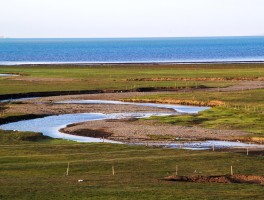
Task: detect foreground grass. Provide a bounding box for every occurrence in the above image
[128,89,264,136]
[0,64,263,95]
[0,132,263,200]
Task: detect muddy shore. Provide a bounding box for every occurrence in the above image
[164,174,264,185]
[60,118,248,143]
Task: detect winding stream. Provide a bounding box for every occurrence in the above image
[0,73,18,77]
[0,99,263,150]
[0,97,38,103]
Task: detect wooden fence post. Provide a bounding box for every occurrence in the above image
[112,166,115,176]
[66,162,70,176]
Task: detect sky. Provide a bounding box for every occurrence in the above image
[0,0,264,38]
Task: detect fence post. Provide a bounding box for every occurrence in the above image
[66,162,70,176]
[112,166,115,176]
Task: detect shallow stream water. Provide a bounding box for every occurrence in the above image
[0,99,263,150]
[0,73,18,77]
[0,97,38,103]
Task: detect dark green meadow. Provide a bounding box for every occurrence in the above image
[0,64,264,199]
[0,132,264,200]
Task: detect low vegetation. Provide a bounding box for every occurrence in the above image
[0,64,263,95]
[0,136,263,199]
[128,89,264,137]
[0,130,49,144]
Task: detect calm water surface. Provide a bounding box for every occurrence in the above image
[1,37,264,64]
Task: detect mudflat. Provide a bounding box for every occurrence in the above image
[60,118,248,143]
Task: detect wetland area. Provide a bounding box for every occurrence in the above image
[0,64,264,199]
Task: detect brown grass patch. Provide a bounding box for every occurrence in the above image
[164,174,264,185]
[125,99,225,107]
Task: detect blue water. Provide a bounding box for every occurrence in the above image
[0,37,264,64]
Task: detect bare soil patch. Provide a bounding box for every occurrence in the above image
[207,81,264,92]
[61,126,112,138]
[164,174,264,185]
[60,118,248,143]
[6,102,173,115]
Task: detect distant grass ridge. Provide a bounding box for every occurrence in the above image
[0,64,263,95]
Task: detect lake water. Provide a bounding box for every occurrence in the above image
[1,37,264,65]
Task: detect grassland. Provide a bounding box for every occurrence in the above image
[0,131,264,200]
[0,64,263,95]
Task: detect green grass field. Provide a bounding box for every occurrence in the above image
[0,132,263,200]
[0,64,263,94]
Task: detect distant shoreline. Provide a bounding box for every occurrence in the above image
[1,37,264,66]
[1,60,264,66]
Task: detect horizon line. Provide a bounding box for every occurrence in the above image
[1,35,264,39]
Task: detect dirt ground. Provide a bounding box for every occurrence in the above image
[164,174,264,185]
[206,81,264,92]
[7,99,173,115]
[60,118,248,143]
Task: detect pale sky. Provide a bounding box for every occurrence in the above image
[0,0,264,38]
